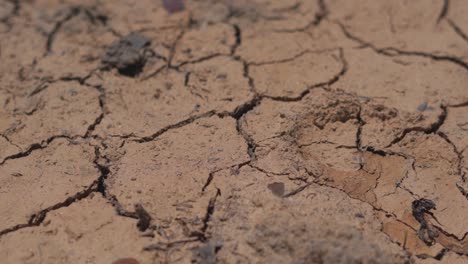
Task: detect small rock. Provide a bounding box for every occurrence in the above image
[163,0,185,13]
[192,240,223,264]
[268,182,285,197]
[102,33,151,77]
[135,204,152,232]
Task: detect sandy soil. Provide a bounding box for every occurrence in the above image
[0,0,467,263]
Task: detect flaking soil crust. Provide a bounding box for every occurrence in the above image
[0,1,467,264]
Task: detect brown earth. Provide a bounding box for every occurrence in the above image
[0,0,467,263]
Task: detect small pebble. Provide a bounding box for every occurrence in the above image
[163,0,185,13]
[268,182,285,197]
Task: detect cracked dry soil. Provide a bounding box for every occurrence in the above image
[0,0,467,263]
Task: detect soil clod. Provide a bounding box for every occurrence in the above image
[102,33,151,77]
[191,240,223,264]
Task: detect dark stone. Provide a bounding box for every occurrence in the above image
[102,33,151,77]
[412,198,438,246]
[163,0,185,13]
[135,204,152,232]
[268,182,285,197]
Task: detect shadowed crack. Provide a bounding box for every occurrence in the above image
[382,48,468,70]
[307,179,422,243]
[273,0,329,33]
[92,144,138,220]
[315,0,329,26]
[434,248,449,260]
[0,135,79,165]
[448,100,468,108]
[174,53,226,68]
[301,139,468,254]
[83,83,107,138]
[437,0,449,24]
[201,160,252,193]
[134,111,216,143]
[437,131,465,181]
[0,82,104,164]
[456,184,468,200]
[247,48,339,67]
[385,105,448,148]
[0,141,152,238]
[447,19,468,42]
[230,95,261,120]
[84,113,104,138]
[45,6,81,56]
[167,28,186,67]
[0,180,97,238]
[235,55,257,94]
[283,182,313,198]
[263,48,348,102]
[198,188,221,240]
[27,67,102,99]
[236,116,258,160]
[188,189,221,241]
[0,134,20,150]
[338,22,468,70]
[230,24,242,55]
[141,64,168,81]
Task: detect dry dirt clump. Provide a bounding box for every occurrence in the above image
[0,1,467,264]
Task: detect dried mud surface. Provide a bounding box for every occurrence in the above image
[0,0,467,263]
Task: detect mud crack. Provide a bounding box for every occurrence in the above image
[262,48,348,102]
[44,7,81,56]
[447,19,468,42]
[385,105,448,148]
[337,22,468,70]
[0,178,97,237]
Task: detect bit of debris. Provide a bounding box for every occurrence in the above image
[102,33,151,77]
[267,182,285,197]
[412,198,438,246]
[135,204,152,232]
[191,240,223,264]
[163,0,185,13]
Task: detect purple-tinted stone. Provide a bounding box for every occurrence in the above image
[163,0,185,13]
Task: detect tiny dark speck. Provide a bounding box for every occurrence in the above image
[355,213,364,218]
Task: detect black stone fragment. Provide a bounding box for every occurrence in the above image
[102,33,151,77]
[135,203,152,232]
[412,198,438,246]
